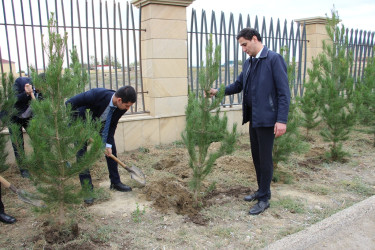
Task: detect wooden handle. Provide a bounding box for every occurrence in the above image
[108,154,129,170]
[0,175,11,188]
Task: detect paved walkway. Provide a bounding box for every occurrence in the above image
[265,195,375,250]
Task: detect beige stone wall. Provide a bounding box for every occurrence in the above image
[2,107,246,164]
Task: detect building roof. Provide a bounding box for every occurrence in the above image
[1,59,15,64]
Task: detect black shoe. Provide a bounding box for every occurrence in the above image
[0,213,17,224]
[249,200,270,215]
[84,198,94,205]
[20,169,30,178]
[244,191,259,202]
[110,182,132,192]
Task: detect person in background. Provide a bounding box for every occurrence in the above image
[66,86,137,205]
[209,28,290,215]
[10,75,43,178]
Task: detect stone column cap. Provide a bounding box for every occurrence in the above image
[294,16,329,25]
[132,0,195,8]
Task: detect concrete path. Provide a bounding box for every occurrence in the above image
[265,195,375,250]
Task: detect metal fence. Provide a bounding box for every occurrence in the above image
[345,29,375,83]
[0,0,146,114]
[188,9,375,105]
[188,9,307,106]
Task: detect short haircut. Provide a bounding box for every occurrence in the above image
[236,28,262,42]
[115,85,137,103]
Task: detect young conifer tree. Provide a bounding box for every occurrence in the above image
[0,73,16,173]
[354,57,375,147]
[314,10,356,161]
[182,36,237,205]
[273,51,307,167]
[299,60,321,139]
[13,17,103,227]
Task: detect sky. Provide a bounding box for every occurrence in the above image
[187,0,375,32]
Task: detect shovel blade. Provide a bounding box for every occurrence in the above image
[17,190,45,207]
[129,165,146,186]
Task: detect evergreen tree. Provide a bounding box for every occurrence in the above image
[273,51,308,167]
[299,60,321,139]
[0,73,16,173]
[314,10,356,161]
[182,36,237,205]
[354,57,375,146]
[12,17,103,227]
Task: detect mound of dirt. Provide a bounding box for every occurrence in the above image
[143,177,199,216]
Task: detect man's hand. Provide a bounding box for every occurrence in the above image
[208,88,218,97]
[104,147,112,156]
[274,122,287,138]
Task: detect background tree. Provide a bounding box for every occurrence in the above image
[273,51,308,168]
[182,37,237,205]
[311,10,356,161]
[103,55,122,69]
[299,60,321,139]
[0,73,16,173]
[354,56,375,147]
[12,16,103,231]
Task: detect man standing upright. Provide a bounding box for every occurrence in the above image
[66,86,137,204]
[209,28,290,215]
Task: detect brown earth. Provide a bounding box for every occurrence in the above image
[0,127,374,249]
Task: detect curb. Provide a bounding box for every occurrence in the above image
[264,195,375,250]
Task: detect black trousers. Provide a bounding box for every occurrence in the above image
[0,185,4,213]
[9,116,30,169]
[77,141,121,188]
[249,125,275,202]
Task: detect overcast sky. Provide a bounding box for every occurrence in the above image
[188,0,375,32]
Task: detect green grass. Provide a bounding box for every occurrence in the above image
[271,196,305,214]
[340,177,375,196]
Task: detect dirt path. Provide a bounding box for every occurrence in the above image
[88,180,150,218]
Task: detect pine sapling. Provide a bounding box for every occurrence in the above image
[316,9,356,161]
[354,57,375,146]
[273,52,308,167]
[182,36,237,205]
[0,73,16,173]
[12,16,103,228]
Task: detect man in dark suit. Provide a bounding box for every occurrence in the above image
[66,86,137,204]
[209,28,290,215]
[0,187,16,224]
[10,75,43,178]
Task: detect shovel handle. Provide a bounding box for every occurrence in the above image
[108,154,130,170]
[0,175,11,188]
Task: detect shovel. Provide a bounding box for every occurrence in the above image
[108,154,146,186]
[0,175,44,207]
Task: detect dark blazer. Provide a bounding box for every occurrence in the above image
[13,77,33,117]
[225,46,290,127]
[65,88,127,146]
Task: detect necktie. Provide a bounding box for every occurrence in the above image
[102,106,116,144]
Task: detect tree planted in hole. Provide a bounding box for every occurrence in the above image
[182,37,237,205]
[12,17,103,227]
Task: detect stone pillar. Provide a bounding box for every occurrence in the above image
[294,17,330,71]
[132,0,194,118]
